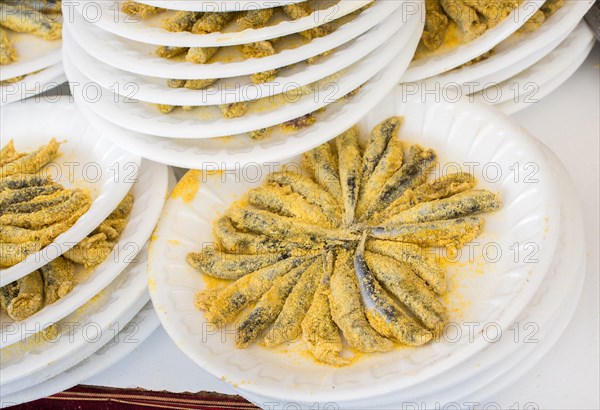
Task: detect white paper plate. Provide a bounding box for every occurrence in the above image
[424,0,592,91]
[0,33,62,81]
[147,88,561,403]
[135,0,306,12]
[402,0,548,82]
[0,243,151,393]
[242,162,586,405]
[0,161,169,348]
[63,3,408,106]
[0,99,142,286]
[475,22,595,113]
[1,63,66,106]
[64,0,405,79]
[241,144,583,408]
[72,0,374,47]
[63,11,420,139]
[0,302,160,406]
[71,27,422,168]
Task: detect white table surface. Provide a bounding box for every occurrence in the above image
[85,45,600,409]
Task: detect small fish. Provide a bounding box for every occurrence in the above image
[354,241,432,346]
[0,138,60,178]
[384,190,501,225]
[206,256,314,324]
[0,191,91,229]
[191,11,235,34]
[236,261,309,348]
[186,246,286,280]
[227,207,358,245]
[185,47,220,64]
[302,142,343,201]
[355,117,404,219]
[329,250,393,353]
[0,270,44,321]
[161,11,202,32]
[246,184,332,227]
[361,144,437,221]
[268,171,342,226]
[237,8,274,29]
[301,251,350,366]
[263,258,322,346]
[40,256,76,305]
[371,216,483,252]
[335,127,362,227]
[371,172,476,224]
[366,239,446,295]
[365,251,447,334]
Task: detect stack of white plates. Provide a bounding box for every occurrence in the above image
[403,0,595,114]
[0,11,65,105]
[61,0,425,168]
[0,99,170,405]
[146,87,585,408]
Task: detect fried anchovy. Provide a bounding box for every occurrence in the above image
[335,127,362,227]
[235,260,309,348]
[440,0,486,41]
[161,11,202,32]
[186,46,219,64]
[0,184,61,209]
[227,207,358,245]
[187,246,286,280]
[0,241,42,267]
[263,258,322,346]
[184,78,218,90]
[0,138,60,178]
[0,4,62,40]
[302,142,343,201]
[1,140,20,165]
[372,172,477,224]
[206,256,314,324]
[246,184,332,227]
[0,191,91,229]
[156,46,189,59]
[366,239,446,295]
[40,256,76,305]
[268,171,342,226]
[62,233,113,268]
[384,190,501,225]
[121,0,164,18]
[422,0,450,51]
[355,117,404,219]
[365,251,447,334]
[354,239,432,346]
[1,189,73,215]
[462,0,519,26]
[219,101,248,119]
[0,173,53,191]
[213,216,313,254]
[0,27,17,65]
[302,251,350,366]
[361,144,437,221]
[329,250,393,353]
[237,8,274,29]
[372,217,483,251]
[0,270,44,321]
[192,11,235,34]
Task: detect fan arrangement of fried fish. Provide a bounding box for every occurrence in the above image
[0,0,62,65]
[187,116,502,366]
[0,139,93,268]
[419,0,563,56]
[0,193,133,321]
